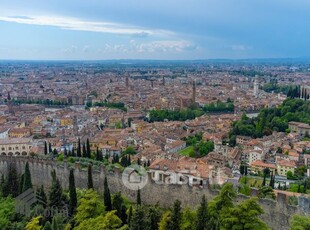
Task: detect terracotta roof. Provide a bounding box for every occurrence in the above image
[251,160,277,169]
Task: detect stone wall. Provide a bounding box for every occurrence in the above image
[0,156,309,230]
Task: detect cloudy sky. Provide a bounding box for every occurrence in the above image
[0,0,309,60]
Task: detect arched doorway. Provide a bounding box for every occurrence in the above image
[1,152,6,155]
[8,152,13,156]
[15,152,20,156]
[22,151,27,156]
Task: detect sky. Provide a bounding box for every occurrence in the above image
[0,0,309,60]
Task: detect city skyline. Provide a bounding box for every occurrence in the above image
[1,0,310,60]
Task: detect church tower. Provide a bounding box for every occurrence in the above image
[7,92,14,115]
[192,80,196,104]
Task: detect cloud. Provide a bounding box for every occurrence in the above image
[231,45,252,51]
[62,45,77,53]
[0,14,173,36]
[130,40,197,53]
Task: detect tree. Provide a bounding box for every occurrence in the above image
[51,214,65,230]
[147,206,162,230]
[77,138,81,157]
[159,211,172,230]
[2,162,19,197]
[69,169,77,216]
[48,170,66,209]
[71,148,76,157]
[18,174,24,195]
[130,205,147,230]
[22,162,33,193]
[167,200,182,230]
[221,198,268,230]
[43,221,51,230]
[127,206,133,227]
[82,143,87,158]
[37,185,47,208]
[208,183,236,230]
[44,142,48,155]
[87,164,93,189]
[0,196,15,229]
[26,216,42,230]
[181,207,197,230]
[262,173,266,187]
[137,188,141,205]
[290,215,310,230]
[196,195,208,230]
[258,186,276,200]
[112,192,127,224]
[86,138,91,158]
[75,211,122,230]
[75,189,105,225]
[104,177,112,211]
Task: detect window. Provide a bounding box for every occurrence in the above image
[22,146,25,149]
[15,146,19,150]
[9,147,12,150]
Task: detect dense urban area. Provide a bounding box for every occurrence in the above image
[0,60,309,229]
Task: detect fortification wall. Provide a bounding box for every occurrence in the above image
[0,156,309,230]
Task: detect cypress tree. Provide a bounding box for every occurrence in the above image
[304,180,307,193]
[262,173,266,186]
[269,172,273,187]
[128,154,131,165]
[72,148,76,157]
[168,200,182,230]
[44,142,48,155]
[298,183,301,193]
[130,206,147,230]
[0,174,5,195]
[77,138,81,157]
[43,221,51,230]
[196,195,208,230]
[37,185,47,208]
[137,158,141,165]
[104,176,112,211]
[86,138,91,158]
[69,169,77,215]
[3,162,19,197]
[82,143,87,158]
[64,148,68,157]
[112,192,127,224]
[127,205,133,227]
[48,142,52,153]
[87,164,93,189]
[137,188,141,205]
[19,174,24,195]
[49,170,65,208]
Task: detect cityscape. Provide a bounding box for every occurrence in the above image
[0,1,310,230]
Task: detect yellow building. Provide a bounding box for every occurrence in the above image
[60,117,73,126]
[8,128,31,138]
[277,159,297,176]
[250,160,277,175]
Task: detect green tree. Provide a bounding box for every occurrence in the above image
[112,192,127,224]
[77,138,81,158]
[43,221,51,230]
[22,162,33,193]
[181,207,197,230]
[290,215,310,230]
[19,174,24,195]
[208,183,236,230]
[86,138,91,158]
[130,205,147,230]
[221,198,268,230]
[87,164,93,189]
[147,206,162,230]
[44,142,48,155]
[26,216,42,230]
[48,170,66,209]
[104,177,112,211]
[0,196,15,229]
[69,169,77,215]
[37,185,47,208]
[51,214,65,230]
[159,211,172,230]
[196,195,208,230]
[2,162,19,197]
[75,210,122,230]
[167,200,182,230]
[258,186,276,200]
[74,189,105,225]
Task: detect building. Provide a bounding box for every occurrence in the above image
[250,160,277,175]
[249,150,265,164]
[8,128,31,138]
[277,159,297,177]
[253,77,259,98]
[0,138,33,156]
[288,121,310,136]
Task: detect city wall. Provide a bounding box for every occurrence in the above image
[0,156,309,230]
